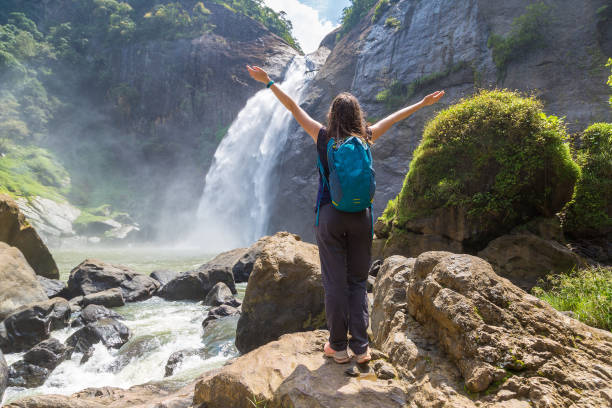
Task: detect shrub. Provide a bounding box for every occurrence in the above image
[562,123,612,237]
[381,90,580,244]
[487,2,552,76]
[532,266,611,331]
[384,17,401,29]
[372,0,391,23]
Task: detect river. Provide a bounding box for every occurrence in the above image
[1,246,245,405]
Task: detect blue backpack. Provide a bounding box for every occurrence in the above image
[316,136,376,237]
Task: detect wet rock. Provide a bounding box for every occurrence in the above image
[7,360,49,388]
[203,282,235,307]
[0,350,7,401]
[36,275,70,299]
[8,338,71,388]
[0,242,49,320]
[232,241,266,283]
[479,233,586,290]
[164,347,210,377]
[202,305,240,329]
[194,330,407,408]
[235,232,325,354]
[371,251,612,406]
[66,318,130,355]
[81,288,125,308]
[0,298,70,353]
[150,269,180,287]
[204,248,248,282]
[68,259,160,302]
[0,194,59,279]
[158,266,235,301]
[71,304,124,328]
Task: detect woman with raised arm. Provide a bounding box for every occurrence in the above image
[246,64,444,364]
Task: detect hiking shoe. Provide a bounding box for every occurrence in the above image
[354,347,371,364]
[324,341,350,364]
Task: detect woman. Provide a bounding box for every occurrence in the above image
[246,64,444,364]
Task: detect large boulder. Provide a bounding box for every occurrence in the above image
[0,298,70,353]
[203,282,236,307]
[67,259,160,302]
[149,269,180,286]
[66,318,130,355]
[201,304,241,329]
[81,288,125,308]
[194,330,408,408]
[0,194,59,279]
[371,252,612,406]
[36,275,70,299]
[478,232,586,290]
[232,241,265,283]
[0,349,7,402]
[8,338,71,388]
[235,232,325,354]
[0,242,49,320]
[379,90,580,255]
[71,304,124,328]
[157,265,236,301]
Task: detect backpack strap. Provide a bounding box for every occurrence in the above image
[315,139,334,226]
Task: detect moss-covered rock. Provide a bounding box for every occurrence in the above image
[562,122,612,238]
[381,90,580,252]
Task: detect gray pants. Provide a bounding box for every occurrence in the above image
[314,203,372,355]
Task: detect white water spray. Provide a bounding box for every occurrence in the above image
[190,56,315,251]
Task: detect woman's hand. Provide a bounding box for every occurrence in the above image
[246,65,271,84]
[421,90,445,106]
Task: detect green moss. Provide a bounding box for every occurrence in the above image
[0,144,69,201]
[380,90,580,246]
[372,0,391,23]
[384,17,401,29]
[562,123,612,237]
[487,2,552,77]
[532,266,611,331]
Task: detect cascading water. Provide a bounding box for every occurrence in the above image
[190,56,316,251]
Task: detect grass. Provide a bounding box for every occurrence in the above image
[532,266,612,331]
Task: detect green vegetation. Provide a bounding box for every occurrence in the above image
[380,90,580,243]
[562,123,612,237]
[487,2,552,76]
[210,0,301,52]
[384,17,401,29]
[372,0,390,23]
[376,61,468,109]
[607,58,612,106]
[247,394,269,408]
[532,266,611,331]
[0,143,70,201]
[340,0,378,36]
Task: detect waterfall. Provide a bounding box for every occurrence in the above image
[190,56,315,251]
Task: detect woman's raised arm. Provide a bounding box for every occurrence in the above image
[369,90,445,142]
[246,65,322,142]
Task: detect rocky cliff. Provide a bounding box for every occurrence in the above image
[268,0,612,242]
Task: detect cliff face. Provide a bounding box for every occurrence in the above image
[268,0,612,243]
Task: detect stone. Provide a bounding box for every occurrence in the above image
[194,330,408,408]
[202,305,240,329]
[232,241,266,283]
[65,318,130,354]
[15,196,81,247]
[68,259,160,302]
[158,265,236,301]
[371,251,612,406]
[8,338,70,388]
[81,288,125,308]
[203,282,235,307]
[0,242,49,320]
[478,233,586,290]
[149,269,180,286]
[0,194,59,279]
[368,259,383,277]
[36,275,70,299]
[164,348,210,377]
[201,247,249,283]
[71,304,124,328]
[366,275,376,293]
[373,360,396,380]
[0,349,7,401]
[235,232,325,354]
[0,298,70,353]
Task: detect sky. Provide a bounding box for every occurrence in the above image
[263,0,351,54]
